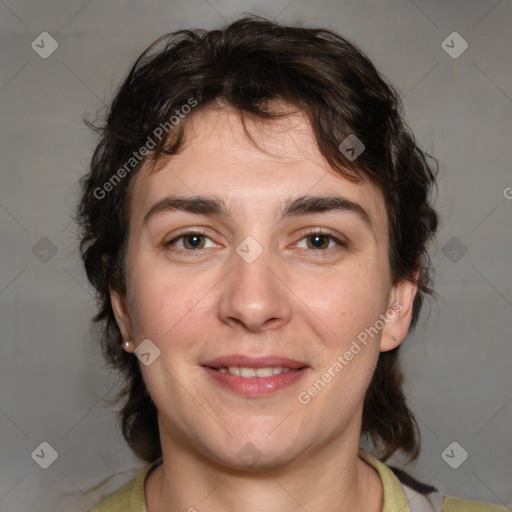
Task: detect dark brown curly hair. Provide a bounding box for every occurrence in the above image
[76,15,438,467]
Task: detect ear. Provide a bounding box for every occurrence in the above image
[110,285,134,352]
[380,273,418,352]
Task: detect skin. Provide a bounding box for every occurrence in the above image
[110,104,418,512]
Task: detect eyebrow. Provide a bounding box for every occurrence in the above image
[143,194,373,230]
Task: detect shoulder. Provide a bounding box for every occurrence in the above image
[442,497,509,511]
[358,449,508,512]
[87,478,135,511]
[86,462,158,512]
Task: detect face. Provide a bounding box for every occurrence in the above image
[111,105,417,470]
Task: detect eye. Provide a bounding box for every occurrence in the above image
[295,230,347,251]
[164,229,347,255]
[164,230,216,252]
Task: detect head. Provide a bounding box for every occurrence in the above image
[77,16,438,467]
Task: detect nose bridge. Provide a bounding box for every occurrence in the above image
[218,234,291,332]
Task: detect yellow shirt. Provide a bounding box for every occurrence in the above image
[88,449,508,512]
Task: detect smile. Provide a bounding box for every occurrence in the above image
[203,362,309,397]
[216,366,293,377]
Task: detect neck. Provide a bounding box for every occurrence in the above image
[145,435,383,512]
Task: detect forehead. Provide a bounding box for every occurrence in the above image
[127,106,388,234]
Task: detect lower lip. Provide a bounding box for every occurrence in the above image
[202,367,309,397]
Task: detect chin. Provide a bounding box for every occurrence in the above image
[202,430,305,472]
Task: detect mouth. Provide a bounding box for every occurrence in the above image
[211,366,299,377]
[201,355,310,397]
[202,355,309,373]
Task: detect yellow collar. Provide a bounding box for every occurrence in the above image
[358,448,411,512]
[128,450,410,512]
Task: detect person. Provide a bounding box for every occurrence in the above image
[76,15,507,512]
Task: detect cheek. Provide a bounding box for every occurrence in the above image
[126,261,177,340]
[126,259,217,347]
[308,266,390,345]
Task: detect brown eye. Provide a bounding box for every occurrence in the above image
[296,231,346,251]
[181,233,206,250]
[165,231,214,252]
[306,233,331,250]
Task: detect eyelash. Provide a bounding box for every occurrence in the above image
[164,229,348,256]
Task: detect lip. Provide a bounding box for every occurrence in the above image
[201,355,310,398]
[201,355,308,369]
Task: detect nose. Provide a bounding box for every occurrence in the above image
[217,240,292,333]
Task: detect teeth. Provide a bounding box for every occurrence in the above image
[255,367,273,377]
[240,367,256,377]
[220,366,293,377]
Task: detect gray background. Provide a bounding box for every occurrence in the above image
[0,1,511,510]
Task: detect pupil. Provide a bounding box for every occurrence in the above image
[187,234,203,249]
[310,234,327,249]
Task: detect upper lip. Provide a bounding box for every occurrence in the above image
[202,355,308,369]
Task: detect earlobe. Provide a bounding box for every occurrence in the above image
[380,277,418,352]
[110,286,133,342]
